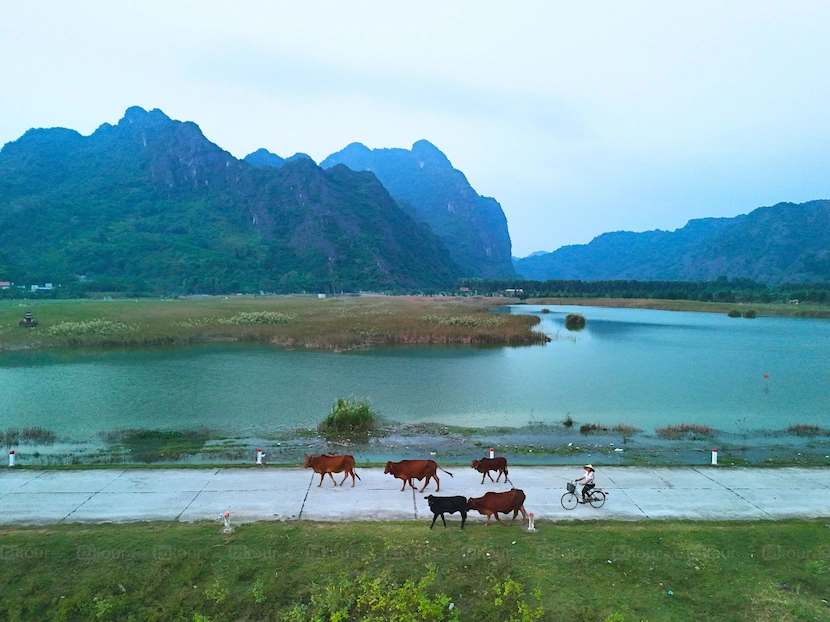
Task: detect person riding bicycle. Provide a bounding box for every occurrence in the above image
[575,464,595,501]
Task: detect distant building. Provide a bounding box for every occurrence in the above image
[0,281,10,289]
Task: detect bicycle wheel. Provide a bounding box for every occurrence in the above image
[588,490,606,508]
[561,492,578,510]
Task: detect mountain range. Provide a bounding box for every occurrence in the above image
[513,200,830,286]
[319,142,515,279]
[0,107,509,294]
[3,105,829,295]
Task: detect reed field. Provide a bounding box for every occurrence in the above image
[0,519,828,621]
[0,296,546,352]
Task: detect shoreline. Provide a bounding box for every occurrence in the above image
[7,422,830,469]
[526,296,830,318]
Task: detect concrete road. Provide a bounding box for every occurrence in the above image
[1,466,828,526]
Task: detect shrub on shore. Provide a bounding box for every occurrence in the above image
[565,313,586,330]
[727,310,742,318]
[562,415,574,428]
[742,309,757,318]
[786,424,823,437]
[580,422,608,435]
[318,398,380,438]
[656,423,713,439]
[217,311,294,325]
[612,424,643,443]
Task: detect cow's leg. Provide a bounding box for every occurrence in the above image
[441,513,447,528]
[430,514,439,529]
[492,511,506,526]
[484,512,492,526]
[519,505,528,524]
[508,510,518,526]
[339,472,349,486]
[496,471,503,482]
[318,473,326,487]
[486,471,495,483]
[480,472,486,484]
[460,511,467,529]
[433,474,440,492]
[328,472,337,486]
[400,479,408,491]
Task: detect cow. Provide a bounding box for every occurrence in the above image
[424,495,468,529]
[471,456,509,484]
[467,489,528,526]
[303,454,361,487]
[383,459,453,492]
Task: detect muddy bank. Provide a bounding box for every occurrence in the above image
[7,423,830,468]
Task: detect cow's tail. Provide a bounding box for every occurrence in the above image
[438,467,454,478]
[354,469,362,481]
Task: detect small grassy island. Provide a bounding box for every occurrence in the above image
[0,295,546,352]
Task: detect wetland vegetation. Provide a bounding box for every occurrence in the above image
[0,295,545,352]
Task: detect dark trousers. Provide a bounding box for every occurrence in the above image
[582,483,595,499]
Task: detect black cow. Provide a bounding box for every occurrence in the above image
[424,495,468,529]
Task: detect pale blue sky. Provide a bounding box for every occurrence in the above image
[3,1,830,257]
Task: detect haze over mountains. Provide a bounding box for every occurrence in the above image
[320,142,515,280]
[513,200,830,286]
[1,105,828,295]
[0,107,498,294]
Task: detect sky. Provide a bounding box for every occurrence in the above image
[3,1,830,257]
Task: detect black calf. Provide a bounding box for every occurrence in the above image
[424,494,468,529]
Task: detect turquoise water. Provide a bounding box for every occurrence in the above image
[1,305,828,440]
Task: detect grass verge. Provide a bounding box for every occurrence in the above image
[1,520,829,621]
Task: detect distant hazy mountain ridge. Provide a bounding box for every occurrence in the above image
[514,200,830,285]
[320,140,515,279]
[0,107,456,293]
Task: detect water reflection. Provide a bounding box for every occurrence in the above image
[2,305,829,440]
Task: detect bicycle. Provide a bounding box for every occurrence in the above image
[561,481,606,510]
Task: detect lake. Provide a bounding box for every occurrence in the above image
[1,305,828,440]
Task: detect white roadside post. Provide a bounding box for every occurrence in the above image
[489,447,494,459]
[222,511,234,533]
[256,448,264,465]
[8,450,15,467]
[527,512,537,532]
[711,448,718,465]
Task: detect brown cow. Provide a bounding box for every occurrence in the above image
[471,456,509,484]
[383,459,453,492]
[304,454,361,487]
[467,489,528,526]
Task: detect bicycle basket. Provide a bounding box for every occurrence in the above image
[566,482,575,493]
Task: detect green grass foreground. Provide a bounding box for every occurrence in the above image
[1,520,829,621]
[0,296,545,352]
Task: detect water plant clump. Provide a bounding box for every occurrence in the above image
[786,424,824,437]
[656,423,713,439]
[562,414,574,428]
[217,311,294,325]
[104,428,214,462]
[742,309,757,318]
[579,422,608,435]
[727,310,742,318]
[421,314,504,327]
[565,313,586,330]
[46,319,134,336]
[612,424,643,443]
[317,398,380,438]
